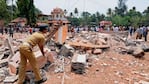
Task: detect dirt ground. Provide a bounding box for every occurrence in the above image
[44,50,149,84]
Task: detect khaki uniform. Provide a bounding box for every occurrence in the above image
[18,32,45,84]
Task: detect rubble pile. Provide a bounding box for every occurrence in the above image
[0,31,149,84]
[111,32,149,58]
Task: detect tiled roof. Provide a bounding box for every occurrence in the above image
[11,17,27,23]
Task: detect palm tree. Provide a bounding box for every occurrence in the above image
[107,8,112,17]
[74,8,78,17]
[132,6,136,11]
[70,12,73,17]
[117,0,128,16]
[143,6,149,15]
[64,9,67,16]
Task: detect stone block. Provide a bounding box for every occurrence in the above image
[132,47,144,58]
[71,54,87,74]
[3,75,18,83]
[93,49,102,54]
[59,44,74,57]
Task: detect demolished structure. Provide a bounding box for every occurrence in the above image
[1,29,149,84]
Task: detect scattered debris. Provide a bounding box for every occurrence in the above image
[0,31,149,84]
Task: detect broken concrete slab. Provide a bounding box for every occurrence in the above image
[138,80,149,84]
[3,75,18,83]
[71,54,87,74]
[141,44,149,52]
[59,44,74,57]
[132,47,144,58]
[0,67,9,82]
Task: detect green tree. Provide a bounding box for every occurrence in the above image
[95,12,100,22]
[7,5,18,20]
[0,0,9,20]
[68,17,80,26]
[112,15,126,26]
[100,14,105,21]
[34,8,42,15]
[17,0,36,26]
[90,14,98,26]
[70,12,73,17]
[81,11,91,26]
[29,0,36,26]
[115,0,128,16]
[143,6,149,15]
[107,8,112,17]
[74,8,78,17]
[126,6,142,27]
[142,6,149,25]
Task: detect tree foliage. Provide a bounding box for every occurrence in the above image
[17,0,36,26]
[0,0,9,20]
[74,8,78,16]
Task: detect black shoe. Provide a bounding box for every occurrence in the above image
[23,79,30,84]
[35,78,47,84]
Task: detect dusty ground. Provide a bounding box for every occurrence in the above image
[44,49,149,84]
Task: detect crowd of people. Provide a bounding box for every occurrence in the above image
[0,25,41,37]
[70,25,149,41]
[135,25,149,41]
[0,25,149,41]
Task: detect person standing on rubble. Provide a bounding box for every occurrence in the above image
[129,26,133,36]
[142,26,148,41]
[71,27,75,37]
[17,26,48,84]
[136,26,143,39]
[9,26,14,38]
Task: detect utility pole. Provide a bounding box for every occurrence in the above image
[11,0,13,21]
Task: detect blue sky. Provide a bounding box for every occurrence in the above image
[16,0,149,15]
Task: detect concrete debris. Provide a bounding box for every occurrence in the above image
[116,46,145,58]
[3,75,18,83]
[93,48,102,54]
[0,68,9,82]
[54,65,64,73]
[71,54,87,74]
[132,47,144,58]
[59,44,74,57]
[141,44,149,52]
[0,31,149,84]
[137,80,149,84]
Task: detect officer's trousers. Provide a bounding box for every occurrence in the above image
[17,45,42,84]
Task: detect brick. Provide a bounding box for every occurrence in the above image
[93,49,102,54]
